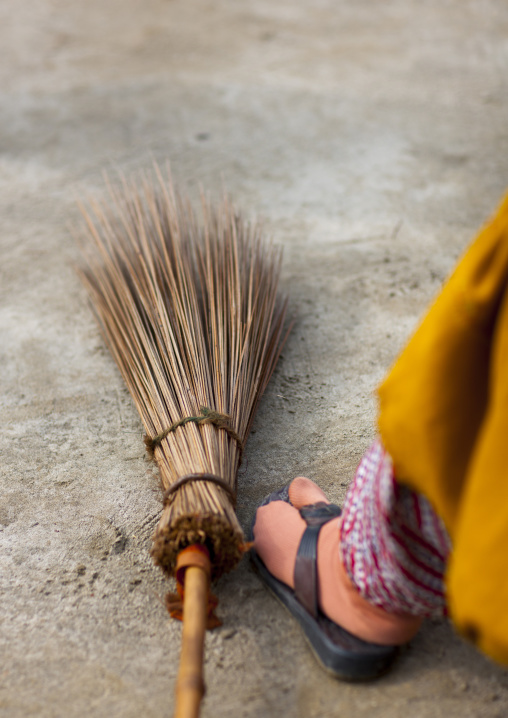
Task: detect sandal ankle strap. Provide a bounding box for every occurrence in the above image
[294,502,342,618]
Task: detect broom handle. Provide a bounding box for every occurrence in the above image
[174,564,209,718]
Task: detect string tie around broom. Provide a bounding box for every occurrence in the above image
[144,406,244,462]
[163,473,237,508]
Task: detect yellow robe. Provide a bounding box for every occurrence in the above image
[378,193,508,665]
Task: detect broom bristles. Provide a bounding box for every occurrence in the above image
[78,167,289,579]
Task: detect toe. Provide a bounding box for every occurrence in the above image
[289,476,330,509]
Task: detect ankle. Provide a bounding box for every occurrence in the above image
[317,520,422,645]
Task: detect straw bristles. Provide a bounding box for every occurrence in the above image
[77,167,289,580]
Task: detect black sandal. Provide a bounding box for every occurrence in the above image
[250,489,400,680]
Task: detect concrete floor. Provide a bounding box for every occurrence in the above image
[1,1,508,716]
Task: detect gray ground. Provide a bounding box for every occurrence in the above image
[1,1,508,716]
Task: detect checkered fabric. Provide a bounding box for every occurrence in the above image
[340,439,451,617]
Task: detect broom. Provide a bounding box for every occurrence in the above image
[77,166,289,718]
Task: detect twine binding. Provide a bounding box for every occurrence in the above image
[145,406,243,464]
[163,473,236,507]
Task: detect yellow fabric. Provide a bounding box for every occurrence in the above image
[377,193,508,665]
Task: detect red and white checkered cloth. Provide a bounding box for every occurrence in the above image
[340,439,451,617]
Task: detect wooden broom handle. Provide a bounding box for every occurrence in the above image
[174,549,211,718]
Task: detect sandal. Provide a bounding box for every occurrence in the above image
[250,489,400,680]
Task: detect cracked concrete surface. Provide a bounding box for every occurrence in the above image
[1,1,508,716]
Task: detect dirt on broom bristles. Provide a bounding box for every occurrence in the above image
[77,165,290,580]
